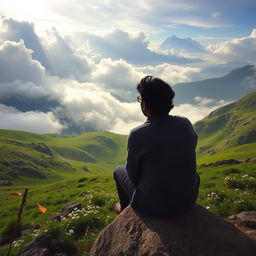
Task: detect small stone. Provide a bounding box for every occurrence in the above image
[237,211,256,229]
[228,215,237,220]
[61,202,82,215]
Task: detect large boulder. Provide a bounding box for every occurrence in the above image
[90,205,256,256]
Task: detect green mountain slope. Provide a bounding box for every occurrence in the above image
[194,91,256,163]
[0,130,127,184]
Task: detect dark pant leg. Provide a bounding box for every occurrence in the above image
[113,166,136,210]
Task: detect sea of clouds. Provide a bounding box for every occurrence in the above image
[0,16,255,134]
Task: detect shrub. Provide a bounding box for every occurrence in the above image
[77,184,85,188]
[78,177,87,183]
[1,218,19,244]
[53,198,69,206]
[66,213,105,239]
[45,222,64,240]
[236,201,256,212]
[223,168,241,176]
[91,195,106,207]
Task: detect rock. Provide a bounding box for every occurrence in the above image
[52,213,63,222]
[227,215,236,220]
[18,234,67,256]
[90,205,256,256]
[0,180,12,186]
[52,202,82,221]
[34,224,42,230]
[61,202,82,215]
[237,211,256,228]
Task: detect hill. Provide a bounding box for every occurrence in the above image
[174,65,256,104]
[194,91,256,163]
[0,130,127,184]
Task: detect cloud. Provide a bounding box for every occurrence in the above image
[0,15,252,135]
[92,58,145,101]
[207,29,256,64]
[50,79,145,134]
[138,63,201,86]
[0,40,46,85]
[0,104,63,133]
[0,16,51,71]
[41,28,91,80]
[172,97,231,124]
[77,29,201,65]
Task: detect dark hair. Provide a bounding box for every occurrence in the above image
[137,75,175,117]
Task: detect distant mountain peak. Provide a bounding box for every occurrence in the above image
[159,35,205,53]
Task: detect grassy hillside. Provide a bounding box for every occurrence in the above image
[1,92,256,255]
[0,130,127,185]
[194,91,256,164]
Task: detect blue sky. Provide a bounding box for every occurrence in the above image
[1,0,255,45]
[0,0,255,134]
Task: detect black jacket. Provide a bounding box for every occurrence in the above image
[126,115,199,217]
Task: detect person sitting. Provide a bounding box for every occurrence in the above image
[114,75,200,217]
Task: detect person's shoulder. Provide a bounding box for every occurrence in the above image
[129,121,150,137]
[171,116,191,124]
[171,115,193,127]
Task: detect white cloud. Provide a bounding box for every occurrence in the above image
[76,29,200,65]
[0,16,51,71]
[0,104,63,133]
[138,63,201,85]
[207,29,256,64]
[0,40,46,85]
[51,78,145,133]
[0,15,253,135]
[92,58,145,101]
[172,96,231,124]
[41,28,91,80]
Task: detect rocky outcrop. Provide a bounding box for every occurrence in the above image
[237,211,256,229]
[52,202,82,221]
[90,205,256,256]
[199,158,256,168]
[18,234,67,256]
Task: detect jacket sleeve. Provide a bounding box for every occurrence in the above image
[126,132,141,186]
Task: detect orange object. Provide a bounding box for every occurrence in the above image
[11,192,23,196]
[38,205,47,213]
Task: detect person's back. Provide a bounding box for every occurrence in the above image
[128,115,198,217]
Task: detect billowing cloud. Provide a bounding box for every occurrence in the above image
[0,16,51,71]
[172,97,231,124]
[92,58,145,101]
[76,29,201,65]
[0,40,46,85]
[138,63,201,86]
[208,29,256,64]
[49,79,145,134]
[41,28,91,80]
[0,104,63,133]
[0,15,254,135]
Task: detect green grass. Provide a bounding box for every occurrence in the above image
[1,162,256,255]
[0,130,127,184]
[0,91,256,255]
[195,91,256,158]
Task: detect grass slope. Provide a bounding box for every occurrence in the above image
[1,92,256,255]
[194,91,256,164]
[0,162,256,255]
[0,130,127,185]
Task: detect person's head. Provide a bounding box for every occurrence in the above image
[137,75,175,117]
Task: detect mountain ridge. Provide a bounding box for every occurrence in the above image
[174,65,256,105]
[194,90,256,163]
